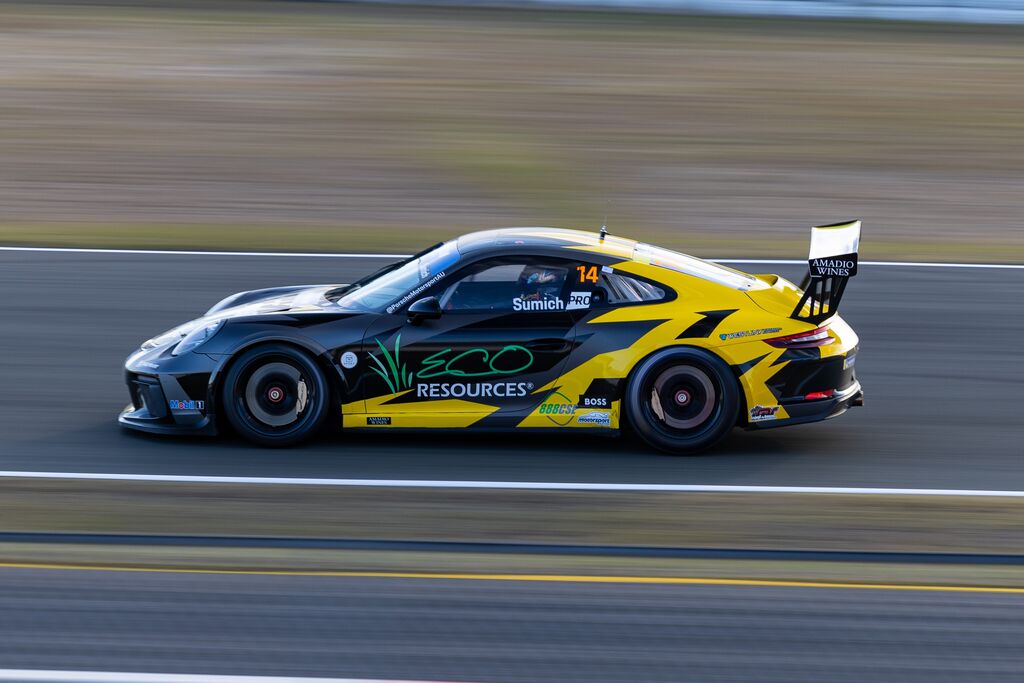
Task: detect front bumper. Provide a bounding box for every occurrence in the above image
[118,347,220,436]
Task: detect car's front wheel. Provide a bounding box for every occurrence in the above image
[221,344,330,447]
[625,347,739,455]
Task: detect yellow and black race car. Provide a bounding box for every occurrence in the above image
[121,222,863,454]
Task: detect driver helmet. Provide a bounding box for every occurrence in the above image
[518,265,563,301]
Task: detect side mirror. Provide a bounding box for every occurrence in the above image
[407,296,442,325]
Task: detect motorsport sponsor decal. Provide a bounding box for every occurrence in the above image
[512,291,592,312]
[809,253,858,278]
[512,292,591,312]
[538,390,577,426]
[749,405,780,422]
[366,416,391,425]
[169,399,205,411]
[369,334,535,394]
[719,327,782,341]
[340,351,358,369]
[578,378,620,409]
[416,382,533,399]
[577,411,611,427]
[386,271,446,314]
[419,346,532,378]
[369,335,416,394]
[566,291,591,311]
[513,297,564,312]
[843,353,857,370]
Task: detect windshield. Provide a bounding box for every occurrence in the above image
[634,243,767,291]
[335,241,461,313]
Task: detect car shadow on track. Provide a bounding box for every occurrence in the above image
[114,418,838,466]
[92,408,865,485]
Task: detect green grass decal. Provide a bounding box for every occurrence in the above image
[369,334,411,394]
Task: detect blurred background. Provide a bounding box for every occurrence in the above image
[0,0,1021,260]
[1,2,1023,682]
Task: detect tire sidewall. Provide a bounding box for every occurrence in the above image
[221,343,330,447]
[625,346,739,455]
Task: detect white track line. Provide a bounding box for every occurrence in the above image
[1,471,1022,497]
[0,672,453,683]
[715,259,1024,269]
[0,246,407,258]
[0,245,1020,268]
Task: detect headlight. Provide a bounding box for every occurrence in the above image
[141,323,193,351]
[171,320,224,356]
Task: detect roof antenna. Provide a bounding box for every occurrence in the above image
[599,206,608,242]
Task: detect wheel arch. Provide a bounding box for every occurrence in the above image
[621,343,743,453]
[622,343,741,418]
[208,337,344,434]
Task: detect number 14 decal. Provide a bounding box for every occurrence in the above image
[576,265,598,284]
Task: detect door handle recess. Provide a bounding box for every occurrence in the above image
[525,339,571,352]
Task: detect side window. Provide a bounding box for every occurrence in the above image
[439,261,571,312]
[598,271,666,305]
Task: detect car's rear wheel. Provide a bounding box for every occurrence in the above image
[625,347,739,455]
[221,344,329,447]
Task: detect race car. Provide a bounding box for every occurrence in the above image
[120,222,863,454]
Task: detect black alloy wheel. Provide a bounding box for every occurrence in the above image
[626,347,739,455]
[221,344,330,447]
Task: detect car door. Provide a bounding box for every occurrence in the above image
[525,264,673,431]
[358,256,580,428]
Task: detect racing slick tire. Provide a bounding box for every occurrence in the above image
[221,344,330,447]
[625,347,739,455]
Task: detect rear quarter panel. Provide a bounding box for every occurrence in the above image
[528,260,857,430]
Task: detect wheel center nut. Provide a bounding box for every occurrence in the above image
[267,386,285,403]
[674,390,691,406]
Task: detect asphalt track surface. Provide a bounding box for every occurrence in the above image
[0,250,1022,488]
[1,567,1023,683]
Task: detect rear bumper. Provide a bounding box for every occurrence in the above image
[749,379,863,430]
[742,316,862,429]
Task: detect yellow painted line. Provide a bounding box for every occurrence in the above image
[1,562,1023,594]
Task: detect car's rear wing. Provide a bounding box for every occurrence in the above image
[793,220,861,324]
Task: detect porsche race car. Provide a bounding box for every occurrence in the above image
[120,223,863,454]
